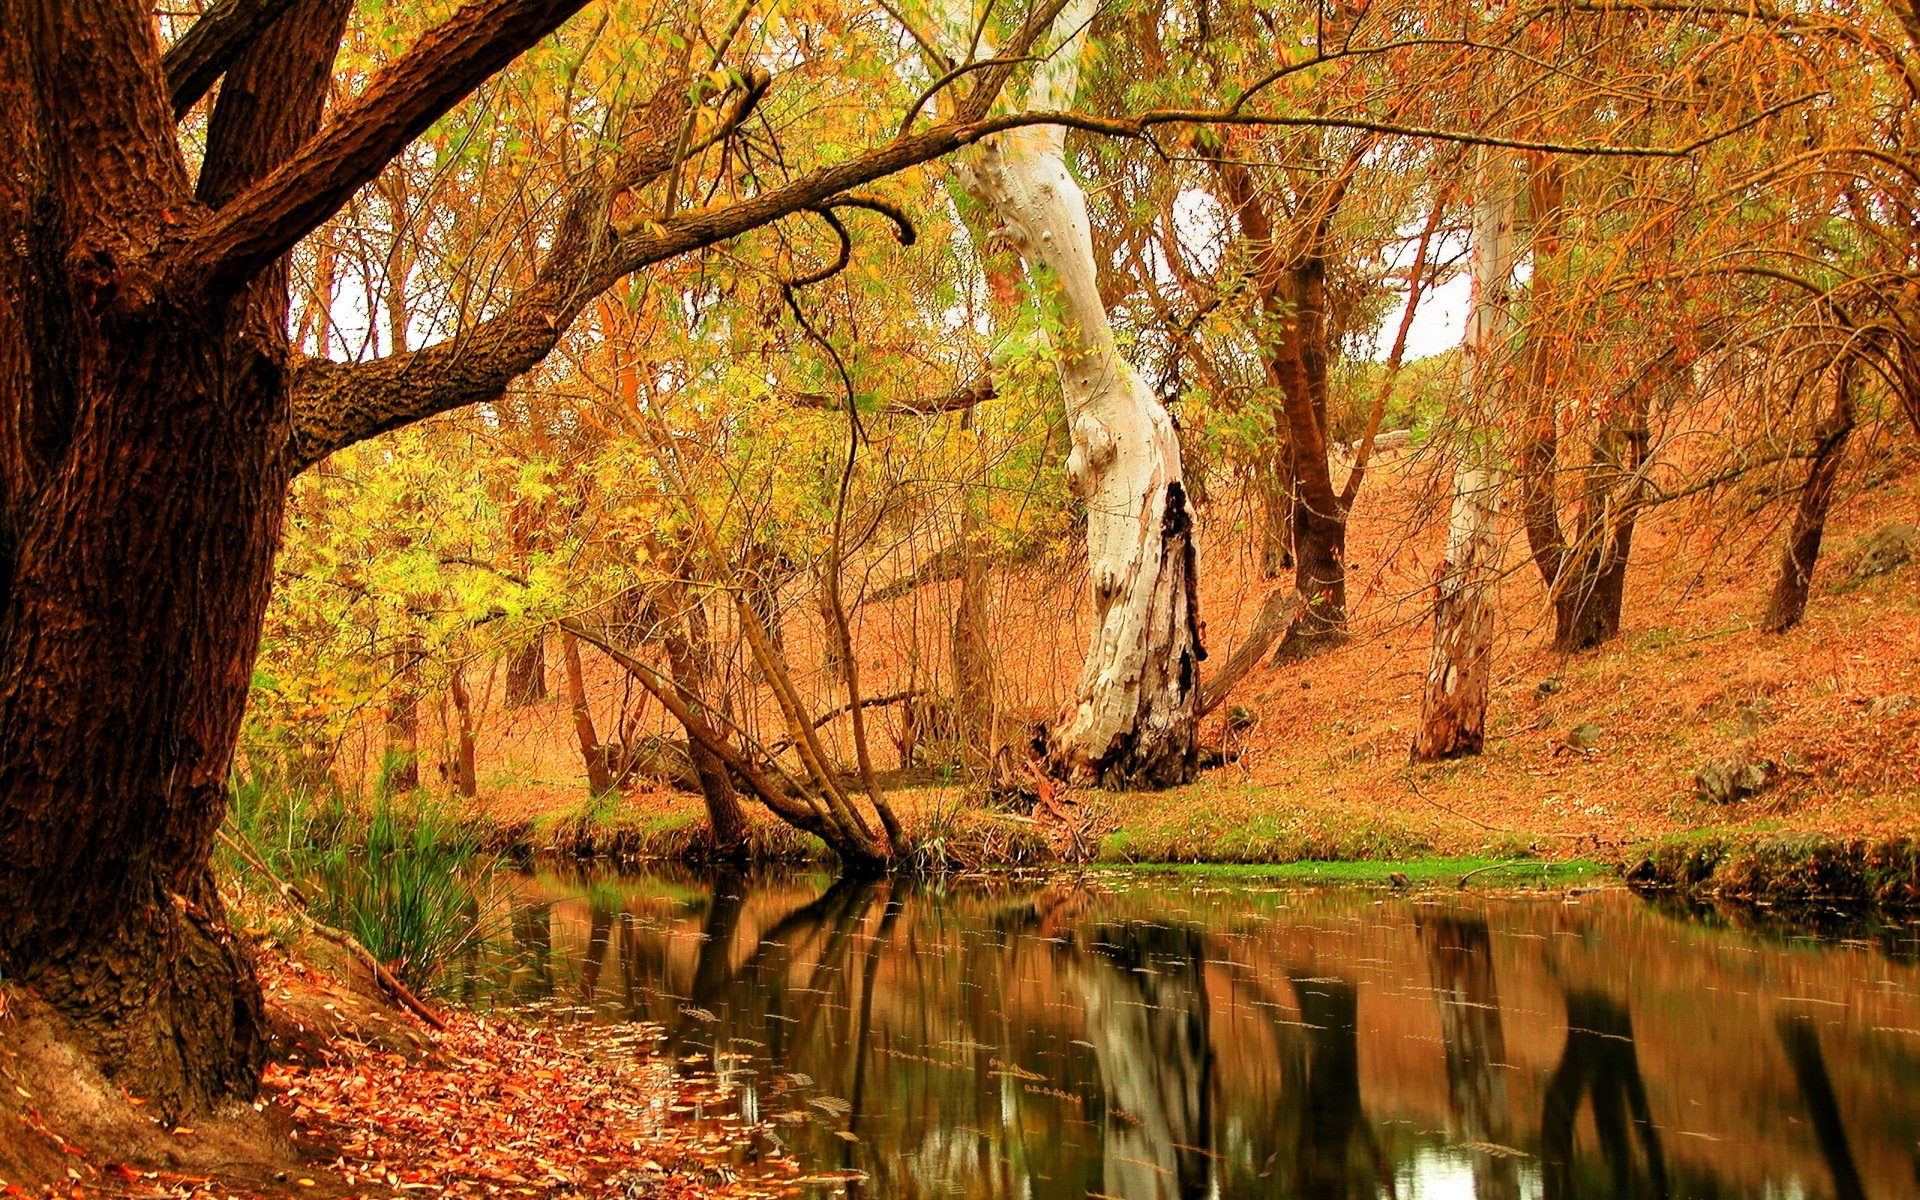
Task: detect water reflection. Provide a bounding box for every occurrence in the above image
[474,873,1920,1199]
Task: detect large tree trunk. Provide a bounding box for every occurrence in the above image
[1764,357,1858,633]
[1414,148,1518,762]
[0,0,1056,1129]
[0,0,361,1119]
[950,0,1203,787]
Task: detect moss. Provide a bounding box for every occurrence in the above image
[507,804,828,866]
[1622,833,1920,909]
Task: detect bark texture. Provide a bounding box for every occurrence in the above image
[950,0,1203,787]
[1413,148,1517,761]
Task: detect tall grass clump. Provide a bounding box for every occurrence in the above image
[222,770,501,994]
[307,802,499,994]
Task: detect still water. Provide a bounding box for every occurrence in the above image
[472,870,1920,1199]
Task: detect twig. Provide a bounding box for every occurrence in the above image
[1457,860,1527,888]
[217,827,449,1032]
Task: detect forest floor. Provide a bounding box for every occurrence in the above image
[426,443,1920,891]
[0,931,784,1199]
[474,456,1919,885]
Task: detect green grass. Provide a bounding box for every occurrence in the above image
[223,774,502,995]
[1092,857,1609,887]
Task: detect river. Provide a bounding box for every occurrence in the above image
[463,869,1920,1199]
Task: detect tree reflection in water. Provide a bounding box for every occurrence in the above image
[1074,921,1215,1200]
[1777,1014,1866,1200]
[1541,989,1669,1200]
[485,873,1908,1200]
[1289,973,1396,1200]
[1420,913,1519,1200]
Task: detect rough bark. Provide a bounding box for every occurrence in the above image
[1764,357,1858,633]
[0,0,364,1119]
[948,0,1203,787]
[1414,148,1518,762]
[163,0,303,118]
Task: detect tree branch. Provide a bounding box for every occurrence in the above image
[286,27,1778,466]
[164,0,302,119]
[1197,588,1302,718]
[788,377,994,416]
[172,0,594,297]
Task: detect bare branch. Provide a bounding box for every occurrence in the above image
[789,377,995,416]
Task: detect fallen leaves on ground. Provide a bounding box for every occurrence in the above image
[265,1002,795,1198]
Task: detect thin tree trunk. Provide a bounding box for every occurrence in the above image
[1765,358,1858,633]
[561,629,614,795]
[948,0,1203,787]
[1414,147,1518,762]
[1550,385,1652,651]
[447,661,479,797]
[645,580,750,854]
[504,634,548,707]
[1205,133,1356,661]
[951,413,1000,793]
[1513,157,1647,654]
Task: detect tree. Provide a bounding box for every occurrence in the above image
[946,0,1204,787]
[1413,145,1518,761]
[0,0,1081,1115]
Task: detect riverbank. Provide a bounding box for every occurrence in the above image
[0,928,759,1198]
[464,789,1920,916]
[432,439,1920,901]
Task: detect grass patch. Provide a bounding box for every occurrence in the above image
[1093,857,1607,888]
[531,797,828,864]
[1623,832,1920,908]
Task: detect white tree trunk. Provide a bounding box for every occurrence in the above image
[944,0,1201,786]
[1413,148,1518,760]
